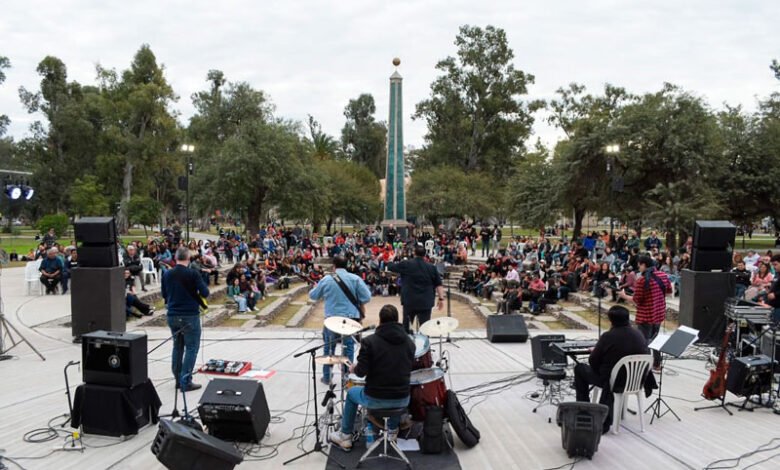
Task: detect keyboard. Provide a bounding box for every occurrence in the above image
[552,340,598,356]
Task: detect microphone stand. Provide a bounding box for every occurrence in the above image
[155,324,191,420]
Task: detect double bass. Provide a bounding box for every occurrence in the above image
[702,323,736,400]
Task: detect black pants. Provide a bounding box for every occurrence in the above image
[128,266,145,289]
[403,306,432,333]
[637,322,661,367]
[574,363,614,432]
[40,274,61,293]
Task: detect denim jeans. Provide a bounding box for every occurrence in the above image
[341,386,410,434]
[322,326,355,382]
[735,284,747,300]
[167,315,202,387]
[637,322,661,368]
[233,295,248,312]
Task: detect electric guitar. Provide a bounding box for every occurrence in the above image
[702,323,735,400]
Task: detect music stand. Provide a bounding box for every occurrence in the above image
[646,326,698,423]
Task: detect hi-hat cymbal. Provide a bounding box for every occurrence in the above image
[420,317,459,337]
[314,355,350,366]
[324,316,363,335]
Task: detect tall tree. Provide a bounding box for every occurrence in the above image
[506,143,560,230]
[0,56,9,137]
[341,94,387,177]
[308,115,340,160]
[414,25,538,179]
[97,45,178,232]
[408,166,499,223]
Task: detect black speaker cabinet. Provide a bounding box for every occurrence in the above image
[693,220,736,250]
[74,216,118,245]
[760,333,780,363]
[531,334,566,369]
[726,355,773,397]
[82,330,147,387]
[71,267,126,337]
[691,248,732,272]
[198,378,271,443]
[486,314,529,343]
[556,402,609,459]
[151,419,243,470]
[77,244,119,268]
[679,270,735,342]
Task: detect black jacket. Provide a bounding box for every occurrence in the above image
[589,324,649,387]
[354,322,415,400]
[388,257,442,311]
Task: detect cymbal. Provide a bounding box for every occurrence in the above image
[324,316,363,335]
[314,355,350,366]
[420,317,459,337]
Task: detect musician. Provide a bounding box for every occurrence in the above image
[309,256,371,385]
[329,305,415,451]
[388,245,444,333]
[573,306,649,432]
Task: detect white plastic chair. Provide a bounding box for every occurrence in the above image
[425,239,435,257]
[141,257,158,286]
[592,354,653,434]
[25,259,44,295]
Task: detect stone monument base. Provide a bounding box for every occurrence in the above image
[381,219,409,242]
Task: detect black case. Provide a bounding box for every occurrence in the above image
[420,405,444,454]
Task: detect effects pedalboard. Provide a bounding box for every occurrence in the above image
[199,359,252,376]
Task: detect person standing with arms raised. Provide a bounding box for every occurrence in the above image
[388,245,445,333]
[161,247,209,392]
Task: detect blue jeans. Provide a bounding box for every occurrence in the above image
[167,315,202,387]
[341,387,410,434]
[322,326,355,382]
[735,284,747,299]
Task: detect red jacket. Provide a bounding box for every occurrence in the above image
[632,268,671,325]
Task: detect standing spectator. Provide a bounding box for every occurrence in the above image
[492,225,502,254]
[388,245,445,333]
[619,255,671,371]
[39,248,64,294]
[42,228,57,248]
[161,247,210,392]
[480,225,492,257]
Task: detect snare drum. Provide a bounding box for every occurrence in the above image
[345,373,366,390]
[409,367,448,421]
[411,333,433,370]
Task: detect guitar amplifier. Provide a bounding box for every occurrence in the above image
[198,379,271,443]
[726,355,773,397]
[151,419,243,470]
[531,334,566,369]
[82,330,147,388]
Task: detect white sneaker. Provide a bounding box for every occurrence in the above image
[329,431,352,451]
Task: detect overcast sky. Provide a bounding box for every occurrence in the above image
[1,0,778,148]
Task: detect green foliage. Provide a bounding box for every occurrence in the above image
[127,195,161,228]
[36,213,69,237]
[507,144,560,229]
[408,166,499,222]
[0,56,9,137]
[414,25,538,179]
[70,175,110,216]
[341,94,387,177]
[308,115,341,160]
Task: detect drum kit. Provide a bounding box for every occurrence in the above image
[314,315,460,445]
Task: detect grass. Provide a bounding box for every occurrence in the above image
[218,317,248,328]
[542,320,569,330]
[270,303,302,326]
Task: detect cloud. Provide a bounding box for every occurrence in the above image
[1,0,778,150]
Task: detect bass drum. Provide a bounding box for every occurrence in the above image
[411,333,433,370]
[410,367,448,422]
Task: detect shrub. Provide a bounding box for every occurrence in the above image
[35,214,70,237]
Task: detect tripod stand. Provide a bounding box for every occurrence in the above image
[646,354,681,423]
[283,342,345,469]
[0,314,45,361]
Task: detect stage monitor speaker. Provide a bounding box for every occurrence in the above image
[556,402,609,459]
[77,244,119,268]
[74,216,117,245]
[679,269,735,343]
[691,248,732,272]
[726,355,773,397]
[71,267,126,337]
[486,314,529,343]
[531,334,566,369]
[693,220,736,250]
[151,419,243,470]
[82,330,147,387]
[198,378,271,443]
[760,333,780,363]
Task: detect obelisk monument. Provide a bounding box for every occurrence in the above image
[382,58,408,239]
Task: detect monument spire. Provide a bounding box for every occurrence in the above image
[382,57,408,237]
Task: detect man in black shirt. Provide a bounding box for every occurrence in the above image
[330,305,415,451]
[480,225,492,257]
[573,306,649,432]
[388,246,444,333]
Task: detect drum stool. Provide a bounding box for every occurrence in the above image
[532,366,567,423]
[357,407,412,469]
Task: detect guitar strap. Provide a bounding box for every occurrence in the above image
[331,273,363,319]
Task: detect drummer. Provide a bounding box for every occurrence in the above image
[330,305,416,452]
[309,255,372,385]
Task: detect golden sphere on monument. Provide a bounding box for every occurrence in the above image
[392,57,401,66]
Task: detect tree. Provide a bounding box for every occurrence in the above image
[0,56,9,137]
[127,195,162,236]
[308,115,340,160]
[506,143,560,230]
[407,166,499,223]
[97,45,178,233]
[70,175,110,216]
[414,25,538,179]
[341,94,387,177]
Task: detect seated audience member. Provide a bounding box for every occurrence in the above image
[227,278,248,313]
[497,281,522,314]
[123,245,147,292]
[574,306,651,433]
[732,261,751,299]
[124,269,154,318]
[39,248,64,294]
[528,272,546,314]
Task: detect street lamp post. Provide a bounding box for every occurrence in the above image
[181,144,195,242]
[605,144,620,242]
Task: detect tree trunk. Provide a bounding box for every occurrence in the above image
[573,208,585,239]
[246,188,266,235]
[666,230,677,252]
[326,218,334,235]
[118,159,134,234]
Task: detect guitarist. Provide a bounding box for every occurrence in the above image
[309,256,372,385]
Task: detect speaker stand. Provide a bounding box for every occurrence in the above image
[0,313,45,361]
